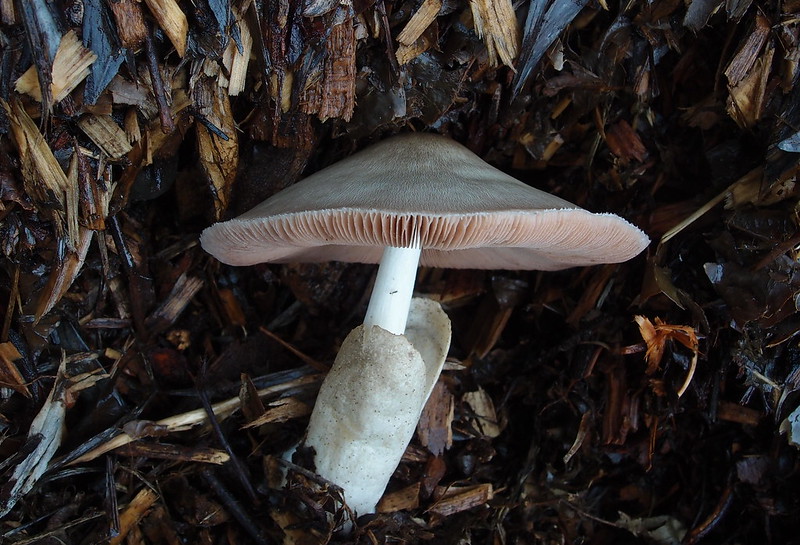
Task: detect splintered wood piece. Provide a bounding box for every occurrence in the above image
[396,26,437,65]
[114,441,230,464]
[78,115,134,159]
[4,99,80,248]
[397,0,441,45]
[70,372,322,464]
[429,483,493,519]
[726,43,773,128]
[77,150,114,231]
[0,342,29,397]
[144,273,204,334]
[377,482,421,513]
[195,79,237,219]
[107,0,148,50]
[15,30,97,104]
[124,108,142,144]
[33,226,94,322]
[143,0,188,57]
[463,388,502,438]
[221,9,253,96]
[418,380,454,456]
[468,0,520,67]
[300,18,356,122]
[724,13,771,87]
[109,75,159,119]
[0,360,104,517]
[109,488,159,545]
[240,397,312,427]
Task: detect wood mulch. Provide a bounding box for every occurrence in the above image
[1,0,799,543]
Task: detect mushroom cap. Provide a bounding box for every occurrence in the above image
[201,133,649,270]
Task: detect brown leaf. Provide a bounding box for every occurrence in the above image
[635,315,699,397]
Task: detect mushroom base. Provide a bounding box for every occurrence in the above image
[303,298,451,520]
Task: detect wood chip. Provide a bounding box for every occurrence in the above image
[78,114,134,159]
[605,119,648,163]
[377,482,421,513]
[195,79,238,219]
[70,372,322,464]
[109,488,159,545]
[468,0,520,67]
[300,18,356,122]
[724,13,771,87]
[418,380,453,456]
[144,273,204,334]
[396,27,437,65]
[33,226,94,322]
[115,441,230,464]
[726,43,773,128]
[15,30,96,105]
[0,341,29,397]
[241,397,312,427]
[429,483,493,518]
[397,0,441,45]
[0,361,103,517]
[217,288,247,327]
[143,0,188,57]
[463,388,502,438]
[222,9,253,96]
[107,0,148,50]
[4,99,80,248]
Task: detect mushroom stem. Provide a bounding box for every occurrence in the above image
[363,241,422,335]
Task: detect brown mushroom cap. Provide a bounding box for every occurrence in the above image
[201,133,649,270]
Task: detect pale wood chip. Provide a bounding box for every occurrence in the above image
[78,115,134,160]
[397,0,442,45]
[463,388,502,438]
[241,397,312,427]
[429,483,493,518]
[468,0,519,68]
[70,373,323,464]
[15,30,96,104]
[143,0,188,57]
[3,99,80,248]
[195,80,238,219]
[109,488,159,545]
[222,9,253,96]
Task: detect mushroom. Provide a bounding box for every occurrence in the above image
[201,133,649,517]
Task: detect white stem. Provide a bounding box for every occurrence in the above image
[363,242,421,335]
